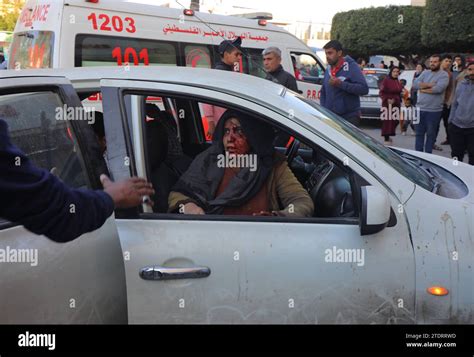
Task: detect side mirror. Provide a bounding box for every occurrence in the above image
[359,186,391,236]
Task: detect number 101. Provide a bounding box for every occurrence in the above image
[112,47,149,66]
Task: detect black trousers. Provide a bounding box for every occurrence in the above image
[440,104,451,143]
[448,123,474,165]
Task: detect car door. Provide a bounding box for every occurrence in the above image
[101,78,415,324]
[0,76,127,324]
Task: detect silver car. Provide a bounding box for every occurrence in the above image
[0,67,473,324]
[360,68,388,120]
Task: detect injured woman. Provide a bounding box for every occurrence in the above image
[168,110,314,217]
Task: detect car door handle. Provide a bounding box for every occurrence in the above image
[139,265,211,281]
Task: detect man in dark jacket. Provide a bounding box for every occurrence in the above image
[215,37,243,72]
[320,40,369,126]
[262,47,298,92]
[0,118,154,243]
[204,37,243,137]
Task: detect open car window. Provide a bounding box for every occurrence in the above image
[113,90,362,223]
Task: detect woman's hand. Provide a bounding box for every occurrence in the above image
[183,202,205,215]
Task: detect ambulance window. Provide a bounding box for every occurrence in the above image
[75,35,178,67]
[291,52,324,84]
[8,31,54,69]
[210,46,265,78]
[184,45,212,68]
[243,48,266,78]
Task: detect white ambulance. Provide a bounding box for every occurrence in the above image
[9,0,325,102]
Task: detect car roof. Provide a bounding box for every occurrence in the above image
[0,66,286,104]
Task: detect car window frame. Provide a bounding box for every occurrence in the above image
[290,51,325,84]
[118,88,362,225]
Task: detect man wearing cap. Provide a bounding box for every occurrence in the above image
[262,47,298,92]
[215,37,243,71]
[203,38,244,138]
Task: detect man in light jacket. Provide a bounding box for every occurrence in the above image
[448,62,474,165]
[412,54,449,153]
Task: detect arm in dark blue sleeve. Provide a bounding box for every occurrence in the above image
[339,62,369,96]
[0,119,115,243]
[320,73,327,107]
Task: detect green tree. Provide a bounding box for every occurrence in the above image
[0,12,18,31]
[0,0,25,31]
[421,0,474,53]
[331,6,425,65]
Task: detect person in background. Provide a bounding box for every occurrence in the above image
[379,66,403,144]
[389,61,395,70]
[357,58,366,70]
[401,98,416,135]
[320,40,369,126]
[214,37,243,71]
[0,53,6,70]
[412,54,449,153]
[262,47,298,92]
[91,111,106,156]
[411,63,425,106]
[203,37,243,138]
[400,79,410,104]
[437,54,454,147]
[448,61,474,165]
[452,54,464,81]
[262,47,299,146]
[369,63,375,68]
[291,56,304,81]
[399,79,410,134]
[451,59,468,98]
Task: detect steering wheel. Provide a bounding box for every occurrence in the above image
[285,138,300,166]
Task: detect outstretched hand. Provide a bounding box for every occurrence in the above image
[101,174,155,208]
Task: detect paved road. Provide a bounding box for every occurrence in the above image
[358,119,463,162]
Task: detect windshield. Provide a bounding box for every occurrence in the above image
[290,94,434,192]
[8,31,54,69]
[364,74,383,89]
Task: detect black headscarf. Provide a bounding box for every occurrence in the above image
[171,110,282,214]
